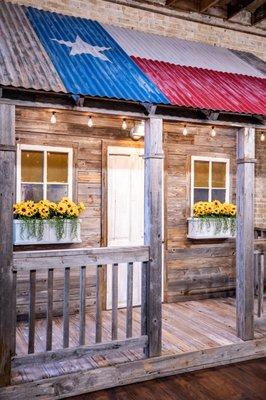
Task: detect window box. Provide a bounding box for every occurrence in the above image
[13,219,82,245]
[187,217,236,239]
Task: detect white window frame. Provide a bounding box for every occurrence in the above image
[16,144,73,202]
[191,156,230,212]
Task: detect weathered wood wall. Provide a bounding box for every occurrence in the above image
[163,122,237,302]
[14,107,263,317]
[15,107,138,318]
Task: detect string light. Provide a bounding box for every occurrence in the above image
[122,118,127,130]
[87,116,93,128]
[260,132,265,142]
[210,126,216,137]
[50,112,57,124]
[182,125,188,136]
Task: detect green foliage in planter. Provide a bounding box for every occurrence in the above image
[198,216,236,236]
[18,217,79,241]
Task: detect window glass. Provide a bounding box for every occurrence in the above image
[212,162,226,188]
[194,189,209,203]
[194,161,209,187]
[21,151,43,182]
[47,152,68,183]
[47,184,68,202]
[192,157,229,207]
[211,189,226,202]
[21,184,43,202]
[18,147,72,203]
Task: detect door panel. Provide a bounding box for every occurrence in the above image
[107,147,144,309]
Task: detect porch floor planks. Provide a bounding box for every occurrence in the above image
[12,297,266,385]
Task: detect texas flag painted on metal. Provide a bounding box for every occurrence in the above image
[25,7,169,104]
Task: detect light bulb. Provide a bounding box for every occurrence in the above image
[88,116,93,128]
[183,125,188,136]
[210,126,216,137]
[50,112,56,124]
[122,118,127,130]
[260,132,265,142]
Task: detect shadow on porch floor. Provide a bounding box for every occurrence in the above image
[13,297,266,385]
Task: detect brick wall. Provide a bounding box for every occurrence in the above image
[255,131,266,228]
[8,0,266,61]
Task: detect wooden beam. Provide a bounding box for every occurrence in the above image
[13,246,150,271]
[200,0,220,12]
[236,127,255,340]
[144,117,163,357]
[227,0,256,19]
[0,103,15,386]
[13,336,148,367]
[251,3,266,25]
[3,337,266,399]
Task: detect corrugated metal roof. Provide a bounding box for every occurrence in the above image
[104,24,265,78]
[133,57,266,115]
[24,7,169,104]
[0,1,66,93]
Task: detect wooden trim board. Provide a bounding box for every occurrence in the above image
[2,337,266,399]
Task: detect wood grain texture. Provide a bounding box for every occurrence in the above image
[63,268,70,348]
[3,297,266,400]
[28,270,36,354]
[126,262,133,338]
[236,127,255,340]
[144,117,163,357]
[0,103,15,386]
[79,266,86,346]
[111,263,118,341]
[60,359,266,400]
[46,269,54,352]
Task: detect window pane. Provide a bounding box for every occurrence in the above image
[194,161,209,187]
[47,184,68,202]
[194,189,209,203]
[21,151,43,182]
[47,152,68,183]
[212,162,226,188]
[211,189,226,202]
[21,184,43,202]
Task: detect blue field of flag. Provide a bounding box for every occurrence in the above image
[25,7,169,104]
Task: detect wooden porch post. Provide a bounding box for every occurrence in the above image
[236,127,255,341]
[144,117,163,357]
[0,104,15,386]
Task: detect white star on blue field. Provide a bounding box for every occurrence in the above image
[52,36,111,61]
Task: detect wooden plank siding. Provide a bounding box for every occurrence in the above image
[14,107,264,318]
[163,123,237,303]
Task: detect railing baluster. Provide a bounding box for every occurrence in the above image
[258,252,264,318]
[126,262,133,338]
[63,267,70,348]
[112,263,118,341]
[11,271,17,356]
[254,251,259,296]
[28,269,36,354]
[141,261,148,337]
[46,268,54,351]
[95,265,102,343]
[79,266,86,346]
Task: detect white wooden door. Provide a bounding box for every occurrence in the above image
[107,146,144,309]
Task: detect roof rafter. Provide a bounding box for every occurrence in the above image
[200,0,221,13]
[251,3,266,25]
[227,0,257,20]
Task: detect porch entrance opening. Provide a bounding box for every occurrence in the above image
[107,146,144,309]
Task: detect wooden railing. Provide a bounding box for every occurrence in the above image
[12,246,150,366]
[254,247,265,318]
